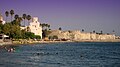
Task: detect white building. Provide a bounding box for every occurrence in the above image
[0,13,5,24]
[29,17,42,38]
[21,17,42,39]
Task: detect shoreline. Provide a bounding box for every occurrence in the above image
[1,39,120,46]
[9,39,120,45]
[74,39,120,42]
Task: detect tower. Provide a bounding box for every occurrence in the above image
[28,17,42,39]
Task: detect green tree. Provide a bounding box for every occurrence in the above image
[53,35,58,39]
[0,23,3,33]
[25,32,35,39]
[5,11,9,22]
[10,10,14,22]
[49,35,58,40]
[2,23,11,35]
[10,24,22,39]
[34,35,41,39]
[2,20,23,39]
[21,29,26,39]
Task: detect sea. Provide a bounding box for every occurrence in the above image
[0,42,120,67]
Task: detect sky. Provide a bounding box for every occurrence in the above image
[0,0,120,35]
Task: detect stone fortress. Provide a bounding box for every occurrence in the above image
[48,30,117,41]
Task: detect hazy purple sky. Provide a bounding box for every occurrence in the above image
[0,0,120,35]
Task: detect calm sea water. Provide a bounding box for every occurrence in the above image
[0,42,120,67]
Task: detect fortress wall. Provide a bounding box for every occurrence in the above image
[48,30,116,40]
[90,33,97,40]
[79,33,91,40]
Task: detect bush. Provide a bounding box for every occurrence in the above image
[34,35,41,39]
[24,32,35,39]
[49,35,58,39]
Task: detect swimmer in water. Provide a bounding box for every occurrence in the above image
[8,48,15,52]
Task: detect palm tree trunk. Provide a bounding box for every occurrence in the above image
[24,20,25,26]
[11,16,12,22]
[6,17,7,23]
[28,20,29,26]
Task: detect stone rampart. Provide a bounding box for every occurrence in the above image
[48,30,116,40]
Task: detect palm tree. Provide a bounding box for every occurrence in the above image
[13,14,20,25]
[82,29,84,32]
[22,14,27,26]
[112,30,115,34]
[26,15,31,25]
[18,17,23,23]
[10,10,14,22]
[100,30,103,34]
[45,24,48,30]
[93,30,95,33]
[48,25,50,29]
[14,15,23,26]
[14,14,19,21]
[5,11,9,22]
[18,17,23,26]
[41,23,50,30]
[59,27,62,30]
[41,23,46,29]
